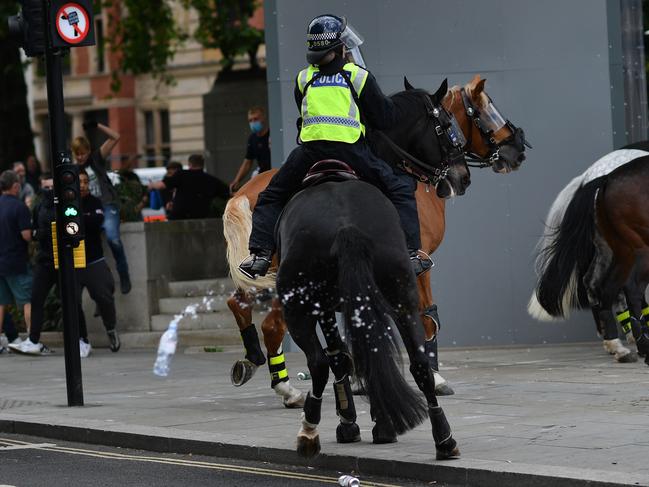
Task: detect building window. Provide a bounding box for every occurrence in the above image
[95,17,106,73]
[143,109,171,167]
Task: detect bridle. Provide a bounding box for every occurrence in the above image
[375,93,466,187]
[459,87,531,168]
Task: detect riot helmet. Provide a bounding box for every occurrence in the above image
[306,14,364,65]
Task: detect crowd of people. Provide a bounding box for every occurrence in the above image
[0,107,271,356]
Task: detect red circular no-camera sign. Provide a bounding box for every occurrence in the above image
[56,3,90,44]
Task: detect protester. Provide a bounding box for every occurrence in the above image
[12,161,35,205]
[149,154,229,220]
[161,161,182,213]
[76,168,120,356]
[72,121,132,294]
[229,106,271,193]
[25,155,42,192]
[0,170,32,342]
[11,174,56,355]
[117,154,148,221]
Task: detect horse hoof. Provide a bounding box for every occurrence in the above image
[230,360,258,386]
[435,383,455,396]
[297,435,321,458]
[616,351,638,363]
[435,437,460,460]
[372,423,397,444]
[336,422,361,443]
[274,381,306,408]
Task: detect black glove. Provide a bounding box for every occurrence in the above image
[82,120,98,131]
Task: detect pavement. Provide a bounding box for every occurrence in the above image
[0,341,648,486]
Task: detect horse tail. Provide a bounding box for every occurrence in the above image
[528,175,584,321]
[223,195,276,291]
[532,179,603,318]
[332,226,427,435]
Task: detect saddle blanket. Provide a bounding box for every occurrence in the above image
[582,149,649,184]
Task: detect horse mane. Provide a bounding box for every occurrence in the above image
[389,89,429,121]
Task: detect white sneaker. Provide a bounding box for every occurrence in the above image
[9,337,23,346]
[0,334,8,349]
[10,338,44,355]
[79,339,92,358]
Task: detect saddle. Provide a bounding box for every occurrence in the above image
[302,159,359,188]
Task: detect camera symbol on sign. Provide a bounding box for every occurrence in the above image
[65,222,79,235]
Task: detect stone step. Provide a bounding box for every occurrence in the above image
[167,278,235,298]
[158,295,232,314]
[40,330,243,349]
[150,310,271,332]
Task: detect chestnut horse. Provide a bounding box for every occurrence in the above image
[225,75,528,406]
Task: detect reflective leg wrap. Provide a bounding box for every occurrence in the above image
[326,347,354,381]
[240,324,266,366]
[616,310,632,336]
[333,376,356,424]
[430,405,458,459]
[268,350,289,388]
[303,391,322,426]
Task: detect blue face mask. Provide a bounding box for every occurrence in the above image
[249,121,264,134]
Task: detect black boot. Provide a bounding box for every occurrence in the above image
[409,249,433,276]
[239,249,273,279]
[119,272,132,294]
[107,329,121,352]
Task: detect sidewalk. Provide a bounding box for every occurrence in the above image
[0,342,648,486]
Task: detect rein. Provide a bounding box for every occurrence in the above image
[376,94,465,187]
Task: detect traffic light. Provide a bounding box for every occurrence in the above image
[7,0,46,57]
[54,164,85,244]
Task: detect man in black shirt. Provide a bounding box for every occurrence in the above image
[150,154,229,220]
[229,106,271,193]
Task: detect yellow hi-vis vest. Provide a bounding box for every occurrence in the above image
[297,62,369,144]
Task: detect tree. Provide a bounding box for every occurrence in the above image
[104,0,263,89]
[0,1,35,171]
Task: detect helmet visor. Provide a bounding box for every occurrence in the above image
[340,23,364,49]
[480,99,507,133]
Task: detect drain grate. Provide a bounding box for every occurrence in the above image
[0,399,44,410]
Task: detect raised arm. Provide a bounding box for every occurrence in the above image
[97,123,121,161]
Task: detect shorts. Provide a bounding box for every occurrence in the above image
[0,271,33,306]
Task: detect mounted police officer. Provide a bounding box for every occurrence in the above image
[239,14,433,278]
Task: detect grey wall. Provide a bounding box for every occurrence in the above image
[265,0,630,347]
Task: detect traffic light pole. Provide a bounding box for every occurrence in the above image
[45,46,84,407]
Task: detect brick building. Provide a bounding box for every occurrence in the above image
[29,3,265,170]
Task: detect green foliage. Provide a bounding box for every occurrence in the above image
[183,0,263,71]
[103,0,262,90]
[103,0,188,91]
[116,175,146,222]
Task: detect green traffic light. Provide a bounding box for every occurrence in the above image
[64,207,78,217]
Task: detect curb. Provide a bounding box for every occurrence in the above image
[0,419,644,487]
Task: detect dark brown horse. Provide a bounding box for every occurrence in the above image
[533,156,649,364]
[224,75,528,405]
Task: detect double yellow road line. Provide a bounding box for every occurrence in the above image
[0,437,403,486]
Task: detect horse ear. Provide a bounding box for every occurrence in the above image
[472,78,487,99]
[404,76,415,91]
[431,78,448,104]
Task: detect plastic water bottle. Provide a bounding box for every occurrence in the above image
[297,371,311,380]
[338,475,360,487]
[153,322,178,377]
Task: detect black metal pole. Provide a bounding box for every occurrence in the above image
[45,45,84,407]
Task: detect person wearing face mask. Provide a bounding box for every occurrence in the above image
[229,106,271,193]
